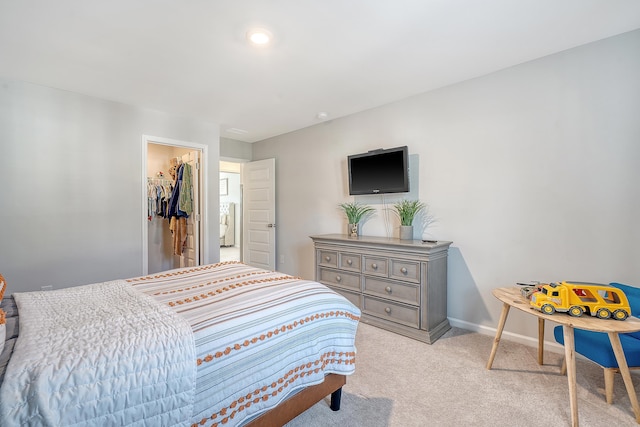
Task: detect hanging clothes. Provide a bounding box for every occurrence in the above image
[178,162,193,216]
[169,216,187,256]
[168,157,180,181]
[167,164,190,219]
[147,179,173,221]
[166,161,194,256]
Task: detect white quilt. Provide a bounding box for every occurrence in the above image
[0,280,196,426]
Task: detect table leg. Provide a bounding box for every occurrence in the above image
[563,325,579,427]
[538,317,545,365]
[608,332,640,423]
[486,302,510,370]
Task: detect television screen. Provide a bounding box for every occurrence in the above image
[348,146,409,195]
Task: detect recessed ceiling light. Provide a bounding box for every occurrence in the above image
[247,28,272,46]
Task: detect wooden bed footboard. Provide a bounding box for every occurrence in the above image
[245,374,346,426]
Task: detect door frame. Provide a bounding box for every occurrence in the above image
[141,135,209,275]
[220,159,247,262]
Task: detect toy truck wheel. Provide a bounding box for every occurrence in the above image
[541,304,555,315]
[568,306,584,317]
[596,308,611,319]
[613,309,629,321]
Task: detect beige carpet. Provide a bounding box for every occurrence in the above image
[285,323,640,427]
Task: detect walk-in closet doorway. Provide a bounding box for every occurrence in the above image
[142,135,208,275]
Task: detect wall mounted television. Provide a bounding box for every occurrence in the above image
[348,146,409,195]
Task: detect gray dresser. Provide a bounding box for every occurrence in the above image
[311,234,452,344]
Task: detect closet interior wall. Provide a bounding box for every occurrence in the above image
[147,143,190,274]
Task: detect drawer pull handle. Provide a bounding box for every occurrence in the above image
[400,267,408,274]
[325,256,331,262]
[346,259,352,265]
[371,263,378,270]
[385,307,391,314]
[385,286,392,293]
[336,275,341,282]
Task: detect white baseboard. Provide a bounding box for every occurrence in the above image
[448,317,566,355]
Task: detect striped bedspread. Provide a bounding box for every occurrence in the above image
[129,262,361,427]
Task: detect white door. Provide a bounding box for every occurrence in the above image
[242,158,276,270]
[180,150,201,267]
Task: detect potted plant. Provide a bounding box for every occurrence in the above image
[393,199,425,240]
[339,202,375,237]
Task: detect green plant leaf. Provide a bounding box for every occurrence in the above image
[338,202,375,224]
[392,199,425,226]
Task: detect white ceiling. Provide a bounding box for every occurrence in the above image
[1,0,640,143]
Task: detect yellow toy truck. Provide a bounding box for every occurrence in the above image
[530,281,631,320]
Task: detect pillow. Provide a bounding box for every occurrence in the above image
[0,309,5,355]
[0,274,6,355]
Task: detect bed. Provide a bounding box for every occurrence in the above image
[0,262,360,426]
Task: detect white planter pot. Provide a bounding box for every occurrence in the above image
[399,225,413,240]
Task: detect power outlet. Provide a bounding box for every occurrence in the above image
[280,255,285,264]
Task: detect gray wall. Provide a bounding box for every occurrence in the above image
[0,79,220,293]
[221,137,252,161]
[252,30,640,343]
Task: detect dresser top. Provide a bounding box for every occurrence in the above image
[310,234,452,252]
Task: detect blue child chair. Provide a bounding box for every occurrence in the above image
[554,283,640,403]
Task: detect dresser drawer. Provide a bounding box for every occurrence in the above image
[363,277,420,306]
[362,256,388,277]
[318,250,338,268]
[328,287,362,309]
[390,259,420,283]
[319,268,361,291]
[362,296,420,328]
[339,252,361,272]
